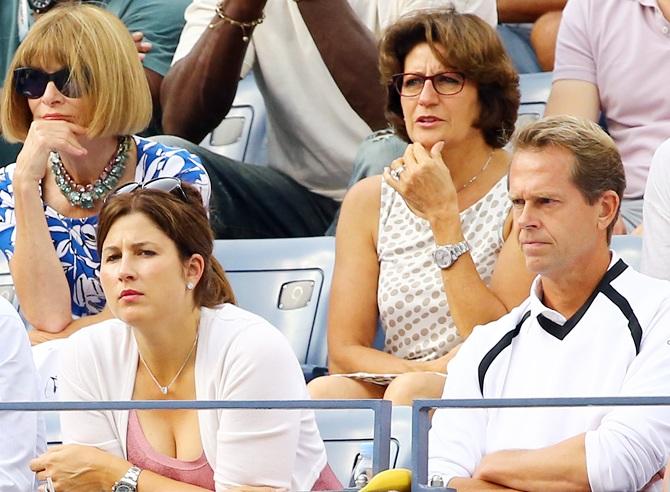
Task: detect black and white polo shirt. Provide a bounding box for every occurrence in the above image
[429,253,670,491]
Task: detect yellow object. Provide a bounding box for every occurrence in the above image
[360,468,412,492]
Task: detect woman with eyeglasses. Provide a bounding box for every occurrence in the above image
[0,5,210,343]
[308,9,534,404]
[30,181,337,492]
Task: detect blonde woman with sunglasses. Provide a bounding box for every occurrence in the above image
[0,5,210,343]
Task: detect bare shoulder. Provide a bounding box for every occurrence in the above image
[339,177,383,225]
[342,176,382,210]
[337,176,384,247]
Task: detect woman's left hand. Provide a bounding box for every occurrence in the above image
[31,444,128,492]
[383,141,459,223]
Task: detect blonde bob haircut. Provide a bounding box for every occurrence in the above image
[1,3,152,142]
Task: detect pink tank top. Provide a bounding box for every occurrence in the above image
[126,409,215,490]
[126,409,341,491]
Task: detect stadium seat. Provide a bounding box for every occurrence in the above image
[611,234,642,271]
[315,405,412,487]
[200,72,268,166]
[213,236,335,380]
[517,71,552,127]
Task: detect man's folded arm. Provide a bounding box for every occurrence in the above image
[472,434,590,492]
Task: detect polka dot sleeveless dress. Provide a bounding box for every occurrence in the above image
[376,175,511,362]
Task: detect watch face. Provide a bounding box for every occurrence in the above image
[434,249,453,268]
[114,486,133,492]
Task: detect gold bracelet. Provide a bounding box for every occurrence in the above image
[208,3,265,42]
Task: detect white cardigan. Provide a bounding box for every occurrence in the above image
[58,304,327,491]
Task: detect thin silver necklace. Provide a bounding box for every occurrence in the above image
[139,333,199,395]
[457,150,494,192]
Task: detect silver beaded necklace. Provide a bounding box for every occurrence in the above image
[50,135,131,209]
[138,332,199,395]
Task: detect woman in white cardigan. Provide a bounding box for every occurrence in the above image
[30,179,337,492]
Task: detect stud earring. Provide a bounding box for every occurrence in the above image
[186,282,195,290]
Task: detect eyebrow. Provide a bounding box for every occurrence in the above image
[508,192,561,200]
[102,241,159,253]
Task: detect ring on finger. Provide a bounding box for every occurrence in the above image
[390,164,406,180]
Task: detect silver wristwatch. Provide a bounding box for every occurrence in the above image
[112,466,142,492]
[433,240,469,269]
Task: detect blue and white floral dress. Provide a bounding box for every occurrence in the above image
[0,136,211,318]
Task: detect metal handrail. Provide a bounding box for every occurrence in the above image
[411,396,670,491]
[0,399,392,476]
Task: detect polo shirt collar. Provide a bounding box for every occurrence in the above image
[528,252,623,339]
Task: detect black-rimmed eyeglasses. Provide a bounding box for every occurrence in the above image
[13,67,82,99]
[108,177,188,203]
[391,71,466,97]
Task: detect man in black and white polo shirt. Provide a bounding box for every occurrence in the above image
[429,115,670,491]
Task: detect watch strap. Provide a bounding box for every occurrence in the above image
[112,466,141,492]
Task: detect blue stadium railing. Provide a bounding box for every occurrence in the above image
[0,399,392,488]
[411,395,670,491]
[5,395,670,490]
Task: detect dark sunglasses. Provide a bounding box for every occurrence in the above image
[13,67,82,99]
[108,177,188,203]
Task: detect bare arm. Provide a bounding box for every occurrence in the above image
[473,434,590,492]
[161,0,266,141]
[10,121,88,332]
[327,177,450,375]
[296,0,386,130]
[29,308,113,345]
[385,144,533,338]
[10,181,71,333]
[32,444,215,492]
[497,0,567,23]
[431,211,532,338]
[544,79,600,121]
[448,477,522,491]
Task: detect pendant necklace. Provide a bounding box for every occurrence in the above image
[50,135,131,209]
[139,332,199,395]
[457,150,494,192]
